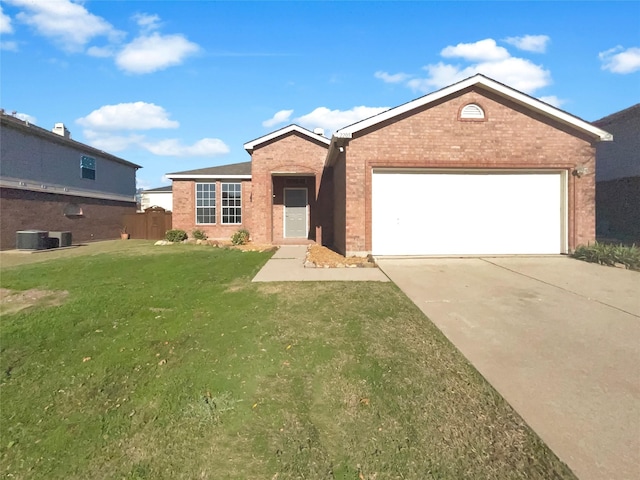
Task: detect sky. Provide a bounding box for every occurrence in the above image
[1,0,639,190]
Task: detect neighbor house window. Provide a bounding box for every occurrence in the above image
[80,155,96,180]
[196,183,216,224]
[460,103,485,120]
[221,183,242,224]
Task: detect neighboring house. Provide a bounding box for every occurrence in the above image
[167,74,611,256]
[140,185,173,212]
[593,104,640,242]
[0,112,141,249]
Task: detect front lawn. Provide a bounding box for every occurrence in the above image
[0,244,575,479]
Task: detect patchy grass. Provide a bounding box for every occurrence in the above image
[0,244,576,479]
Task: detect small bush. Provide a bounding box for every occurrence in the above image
[231,229,250,245]
[572,242,640,270]
[165,229,188,242]
[192,229,208,240]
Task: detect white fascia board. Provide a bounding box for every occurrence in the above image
[166,174,252,180]
[337,74,613,141]
[0,176,136,203]
[244,124,331,152]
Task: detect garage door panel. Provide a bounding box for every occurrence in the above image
[372,172,564,256]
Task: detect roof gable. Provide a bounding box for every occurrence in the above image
[335,74,612,142]
[244,124,330,153]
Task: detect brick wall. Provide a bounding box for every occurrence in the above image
[250,132,329,244]
[337,88,597,254]
[0,187,136,249]
[171,179,252,241]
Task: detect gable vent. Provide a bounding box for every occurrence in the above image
[460,103,485,119]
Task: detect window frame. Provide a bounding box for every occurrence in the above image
[221,182,242,225]
[195,182,216,225]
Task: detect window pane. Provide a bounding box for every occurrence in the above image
[196,183,216,224]
[221,183,241,224]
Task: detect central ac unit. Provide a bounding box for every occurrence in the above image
[16,230,49,250]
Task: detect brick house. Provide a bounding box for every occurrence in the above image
[593,104,639,242]
[0,113,140,250]
[167,74,611,256]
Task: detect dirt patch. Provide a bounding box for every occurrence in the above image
[0,288,69,315]
[227,243,277,253]
[305,245,375,268]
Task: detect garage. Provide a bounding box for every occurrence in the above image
[371,170,567,256]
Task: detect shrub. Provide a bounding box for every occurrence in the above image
[571,242,640,270]
[231,229,250,245]
[192,229,208,240]
[165,229,188,242]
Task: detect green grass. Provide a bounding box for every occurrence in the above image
[572,241,640,270]
[0,244,576,479]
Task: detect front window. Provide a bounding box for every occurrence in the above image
[221,183,242,224]
[196,183,216,224]
[80,155,96,180]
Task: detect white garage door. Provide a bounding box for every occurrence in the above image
[372,170,566,256]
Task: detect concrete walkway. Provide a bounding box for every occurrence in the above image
[252,245,389,282]
[377,256,640,480]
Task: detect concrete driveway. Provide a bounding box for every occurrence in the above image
[377,256,640,480]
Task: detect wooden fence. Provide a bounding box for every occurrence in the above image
[123,207,172,240]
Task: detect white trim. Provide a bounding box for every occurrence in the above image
[166,174,251,180]
[244,124,330,153]
[337,74,612,141]
[0,176,135,203]
[283,187,308,239]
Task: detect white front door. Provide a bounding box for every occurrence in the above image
[372,170,566,255]
[284,188,308,238]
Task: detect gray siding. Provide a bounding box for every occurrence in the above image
[594,105,640,182]
[0,123,137,197]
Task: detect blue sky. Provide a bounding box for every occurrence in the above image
[1,1,639,190]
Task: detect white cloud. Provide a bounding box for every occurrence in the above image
[504,35,550,53]
[78,102,228,158]
[8,0,122,52]
[115,32,200,74]
[374,71,411,83]
[141,138,229,157]
[77,102,179,131]
[599,46,640,74]
[86,45,115,58]
[133,13,161,33]
[82,130,145,152]
[1,40,18,51]
[262,109,294,127]
[295,106,389,134]
[441,38,510,62]
[0,5,13,34]
[537,95,565,108]
[383,37,552,96]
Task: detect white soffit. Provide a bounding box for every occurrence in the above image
[336,74,612,141]
[244,124,331,153]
